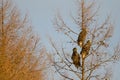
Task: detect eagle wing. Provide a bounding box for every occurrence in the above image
[77,28,87,47]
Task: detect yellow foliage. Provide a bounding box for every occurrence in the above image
[0,0,46,80]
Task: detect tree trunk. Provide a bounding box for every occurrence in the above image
[81,55,85,80]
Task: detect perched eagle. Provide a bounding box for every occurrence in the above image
[77,27,87,48]
[80,40,91,59]
[71,47,81,68]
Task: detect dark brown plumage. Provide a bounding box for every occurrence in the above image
[80,40,91,59]
[71,47,81,68]
[77,27,87,47]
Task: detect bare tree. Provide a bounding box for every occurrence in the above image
[50,0,120,80]
[0,0,48,80]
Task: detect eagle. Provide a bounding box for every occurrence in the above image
[77,27,87,48]
[80,40,91,59]
[71,47,81,68]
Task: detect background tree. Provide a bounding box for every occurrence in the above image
[0,0,48,80]
[51,0,120,80]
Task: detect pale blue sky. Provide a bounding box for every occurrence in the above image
[14,0,120,79]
